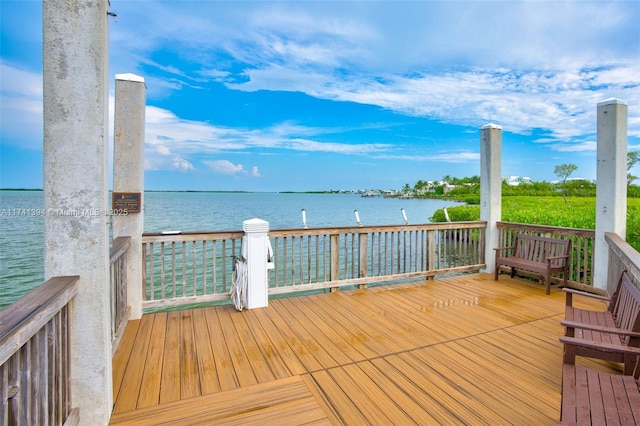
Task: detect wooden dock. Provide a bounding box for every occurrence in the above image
[110,273,616,425]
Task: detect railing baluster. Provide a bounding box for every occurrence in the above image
[160,242,165,300]
[171,242,176,298]
[221,240,228,293]
[202,240,207,295]
[141,242,147,301]
[271,237,279,288]
[149,242,155,301]
[191,240,197,297]
[297,236,302,285]
[306,235,311,284]
[212,241,217,293]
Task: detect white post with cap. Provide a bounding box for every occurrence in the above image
[593,98,628,292]
[113,73,146,321]
[480,123,502,273]
[242,218,270,309]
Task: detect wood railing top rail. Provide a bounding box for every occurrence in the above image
[142,230,244,243]
[269,221,486,236]
[0,275,79,365]
[605,232,640,281]
[141,221,488,241]
[110,236,131,263]
[497,221,595,238]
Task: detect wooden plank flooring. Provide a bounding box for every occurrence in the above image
[110,273,618,425]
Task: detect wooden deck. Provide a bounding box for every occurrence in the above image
[110,273,618,425]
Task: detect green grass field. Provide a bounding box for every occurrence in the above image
[430,196,640,251]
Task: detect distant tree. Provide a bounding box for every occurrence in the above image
[466,175,481,185]
[401,183,411,194]
[413,179,428,193]
[554,163,578,203]
[628,151,639,185]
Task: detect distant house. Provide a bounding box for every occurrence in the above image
[505,176,532,186]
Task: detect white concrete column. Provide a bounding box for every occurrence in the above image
[480,124,502,273]
[113,74,146,320]
[43,0,112,424]
[593,99,628,292]
[242,218,270,309]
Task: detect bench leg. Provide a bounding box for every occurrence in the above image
[545,270,551,295]
[623,353,639,375]
[562,342,577,365]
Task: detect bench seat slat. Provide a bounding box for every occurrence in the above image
[623,376,640,423]
[561,364,640,425]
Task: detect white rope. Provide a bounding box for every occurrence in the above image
[231,256,248,311]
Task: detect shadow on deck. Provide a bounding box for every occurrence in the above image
[110,273,616,425]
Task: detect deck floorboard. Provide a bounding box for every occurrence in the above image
[111,273,618,425]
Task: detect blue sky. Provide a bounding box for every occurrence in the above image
[1,1,639,192]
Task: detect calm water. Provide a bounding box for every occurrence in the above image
[0,190,461,309]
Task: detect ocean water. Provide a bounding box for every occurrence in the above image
[0,190,461,309]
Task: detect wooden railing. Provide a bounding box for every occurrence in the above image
[269,222,486,295]
[497,222,595,288]
[605,232,640,292]
[142,231,244,310]
[110,236,130,349]
[0,276,79,426]
[142,222,486,309]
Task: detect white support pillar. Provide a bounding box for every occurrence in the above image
[480,124,502,273]
[593,99,628,292]
[113,74,146,320]
[43,0,112,424]
[242,218,270,309]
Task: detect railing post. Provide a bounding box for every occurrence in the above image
[480,124,502,274]
[427,230,435,276]
[330,234,340,292]
[594,99,628,292]
[113,73,146,320]
[243,219,270,309]
[358,232,368,289]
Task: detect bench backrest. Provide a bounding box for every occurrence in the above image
[611,271,640,345]
[512,234,571,267]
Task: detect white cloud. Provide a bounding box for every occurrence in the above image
[230,65,639,143]
[141,104,397,166]
[549,141,598,153]
[205,160,245,175]
[378,151,481,163]
[99,1,640,157]
[0,62,43,149]
[252,166,261,177]
[172,157,194,171]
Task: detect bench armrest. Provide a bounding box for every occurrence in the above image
[559,336,640,356]
[563,287,611,304]
[493,246,513,252]
[561,320,640,338]
[546,255,568,261]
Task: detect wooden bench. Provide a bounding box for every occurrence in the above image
[562,271,640,375]
[558,357,640,425]
[494,233,571,294]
